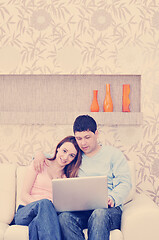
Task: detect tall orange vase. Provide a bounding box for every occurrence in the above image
[103,84,113,112]
[90,90,99,112]
[122,84,130,112]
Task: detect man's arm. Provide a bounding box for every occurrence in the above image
[109,149,132,207]
[33,152,49,172]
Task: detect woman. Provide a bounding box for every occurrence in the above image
[14,136,82,240]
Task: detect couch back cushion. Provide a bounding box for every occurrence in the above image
[124,160,136,205]
[0,163,16,224]
[16,166,27,210]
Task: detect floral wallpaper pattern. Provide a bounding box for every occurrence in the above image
[0,0,159,205]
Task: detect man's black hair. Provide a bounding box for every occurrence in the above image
[73,115,97,134]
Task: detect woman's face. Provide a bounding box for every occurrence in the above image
[56,142,77,167]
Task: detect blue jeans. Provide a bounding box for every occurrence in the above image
[58,207,122,240]
[14,199,61,240]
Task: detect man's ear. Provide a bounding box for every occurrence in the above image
[95,130,98,136]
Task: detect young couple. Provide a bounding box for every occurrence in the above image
[13,114,132,240]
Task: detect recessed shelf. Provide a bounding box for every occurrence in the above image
[0,111,143,125]
[0,74,142,125]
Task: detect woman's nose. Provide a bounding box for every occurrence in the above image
[63,153,68,160]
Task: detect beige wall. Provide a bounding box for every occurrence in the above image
[0,0,159,205]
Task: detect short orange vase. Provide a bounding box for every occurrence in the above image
[90,90,99,112]
[122,84,130,112]
[103,84,113,112]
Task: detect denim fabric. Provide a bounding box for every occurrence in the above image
[14,199,61,240]
[59,206,122,240]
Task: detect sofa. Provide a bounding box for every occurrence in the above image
[0,161,159,240]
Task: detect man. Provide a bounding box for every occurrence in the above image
[34,115,132,240]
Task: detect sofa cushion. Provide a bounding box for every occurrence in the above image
[4,225,29,240]
[0,164,16,224]
[16,166,27,210]
[0,223,9,240]
[123,160,136,204]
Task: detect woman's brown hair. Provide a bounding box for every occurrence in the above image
[47,136,82,178]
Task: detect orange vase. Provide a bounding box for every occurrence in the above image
[103,84,113,112]
[90,90,99,112]
[122,84,130,112]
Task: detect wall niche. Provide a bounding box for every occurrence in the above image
[0,74,142,125]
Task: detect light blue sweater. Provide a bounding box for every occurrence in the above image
[78,145,132,208]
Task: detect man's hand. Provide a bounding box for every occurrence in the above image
[108,197,114,207]
[33,152,47,172]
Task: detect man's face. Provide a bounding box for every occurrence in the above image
[74,130,98,156]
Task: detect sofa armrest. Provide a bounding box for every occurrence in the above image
[0,164,16,224]
[121,192,159,240]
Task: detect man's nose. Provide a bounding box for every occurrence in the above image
[81,139,86,145]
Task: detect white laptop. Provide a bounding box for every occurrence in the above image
[52,175,108,212]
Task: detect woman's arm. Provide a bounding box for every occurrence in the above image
[21,162,41,205]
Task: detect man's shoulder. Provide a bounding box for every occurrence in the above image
[101,145,124,158]
[101,145,120,152]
